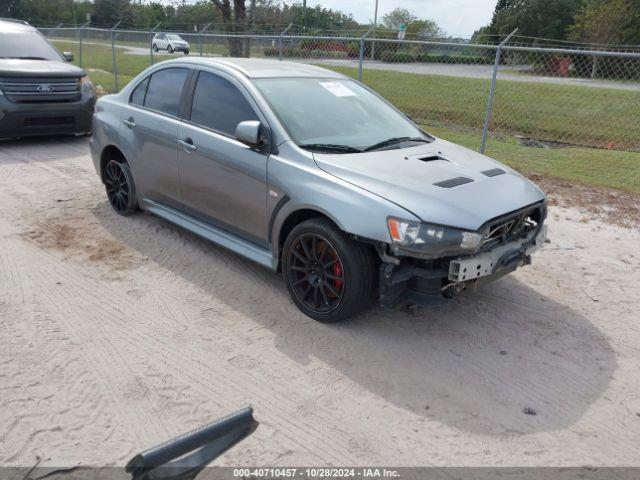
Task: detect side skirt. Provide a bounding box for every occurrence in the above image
[141,198,277,271]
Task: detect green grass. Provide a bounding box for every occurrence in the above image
[328,66,640,194]
[427,127,640,194]
[53,40,162,92]
[329,66,640,152]
[51,41,640,194]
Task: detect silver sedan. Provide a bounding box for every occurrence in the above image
[90,58,547,322]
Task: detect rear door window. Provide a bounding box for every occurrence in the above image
[144,68,188,117]
[190,71,258,136]
[130,77,149,106]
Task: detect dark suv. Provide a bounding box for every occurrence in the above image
[0,19,96,139]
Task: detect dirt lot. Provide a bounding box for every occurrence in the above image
[1,137,639,468]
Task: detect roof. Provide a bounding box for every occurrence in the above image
[0,18,33,31]
[170,57,345,79]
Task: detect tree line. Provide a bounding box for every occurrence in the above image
[2,0,358,32]
[474,0,640,46]
[2,0,447,37]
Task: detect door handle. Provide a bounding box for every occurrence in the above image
[123,118,136,128]
[178,138,197,152]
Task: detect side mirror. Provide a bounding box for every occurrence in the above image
[63,51,74,62]
[235,120,262,147]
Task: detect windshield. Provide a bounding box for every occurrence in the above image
[254,77,429,152]
[167,35,183,41]
[0,27,63,61]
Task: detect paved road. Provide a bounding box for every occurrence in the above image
[311,59,640,91]
[1,136,639,468]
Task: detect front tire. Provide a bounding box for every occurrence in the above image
[282,218,376,323]
[103,160,138,215]
[184,49,190,55]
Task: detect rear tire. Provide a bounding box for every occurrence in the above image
[282,218,376,323]
[152,43,158,52]
[103,159,138,216]
[167,44,173,53]
[184,49,190,55]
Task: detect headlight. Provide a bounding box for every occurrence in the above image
[387,217,482,258]
[80,75,95,95]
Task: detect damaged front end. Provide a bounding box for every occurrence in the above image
[378,201,548,308]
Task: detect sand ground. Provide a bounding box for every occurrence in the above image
[1,137,639,469]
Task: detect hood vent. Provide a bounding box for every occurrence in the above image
[481,168,506,177]
[417,155,448,163]
[433,177,474,188]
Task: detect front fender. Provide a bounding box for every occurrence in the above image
[268,144,419,262]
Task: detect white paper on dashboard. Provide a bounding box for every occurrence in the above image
[319,81,356,97]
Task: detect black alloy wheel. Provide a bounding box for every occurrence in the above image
[104,160,137,215]
[282,218,376,323]
[286,233,345,314]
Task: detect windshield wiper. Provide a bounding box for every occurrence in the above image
[363,136,431,152]
[299,143,362,154]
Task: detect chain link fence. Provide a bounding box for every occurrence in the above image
[41,26,640,156]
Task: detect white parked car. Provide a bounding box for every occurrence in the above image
[152,33,190,55]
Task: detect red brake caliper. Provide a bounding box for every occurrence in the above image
[333,259,344,292]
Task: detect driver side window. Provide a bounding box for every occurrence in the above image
[189,71,259,136]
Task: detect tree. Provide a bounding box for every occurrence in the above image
[569,0,636,44]
[569,0,639,78]
[1,0,22,18]
[381,8,443,38]
[474,0,584,42]
[489,0,511,29]
[210,0,249,56]
[382,8,418,30]
[6,0,93,26]
[92,0,134,26]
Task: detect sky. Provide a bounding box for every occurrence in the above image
[303,0,496,38]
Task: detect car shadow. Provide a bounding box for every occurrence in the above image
[93,203,617,437]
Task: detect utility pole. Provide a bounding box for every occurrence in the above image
[373,0,379,31]
[250,0,256,33]
[302,0,307,32]
[371,0,379,60]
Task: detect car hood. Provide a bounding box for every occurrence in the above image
[313,137,546,231]
[0,59,86,78]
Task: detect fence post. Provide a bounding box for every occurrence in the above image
[358,26,375,82]
[199,23,212,57]
[76,21,89,68]
[480,28,517,154]
[78,27,83,68]
[278,23,293,61]
[111,21,122,92]
[150,22,161,65]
